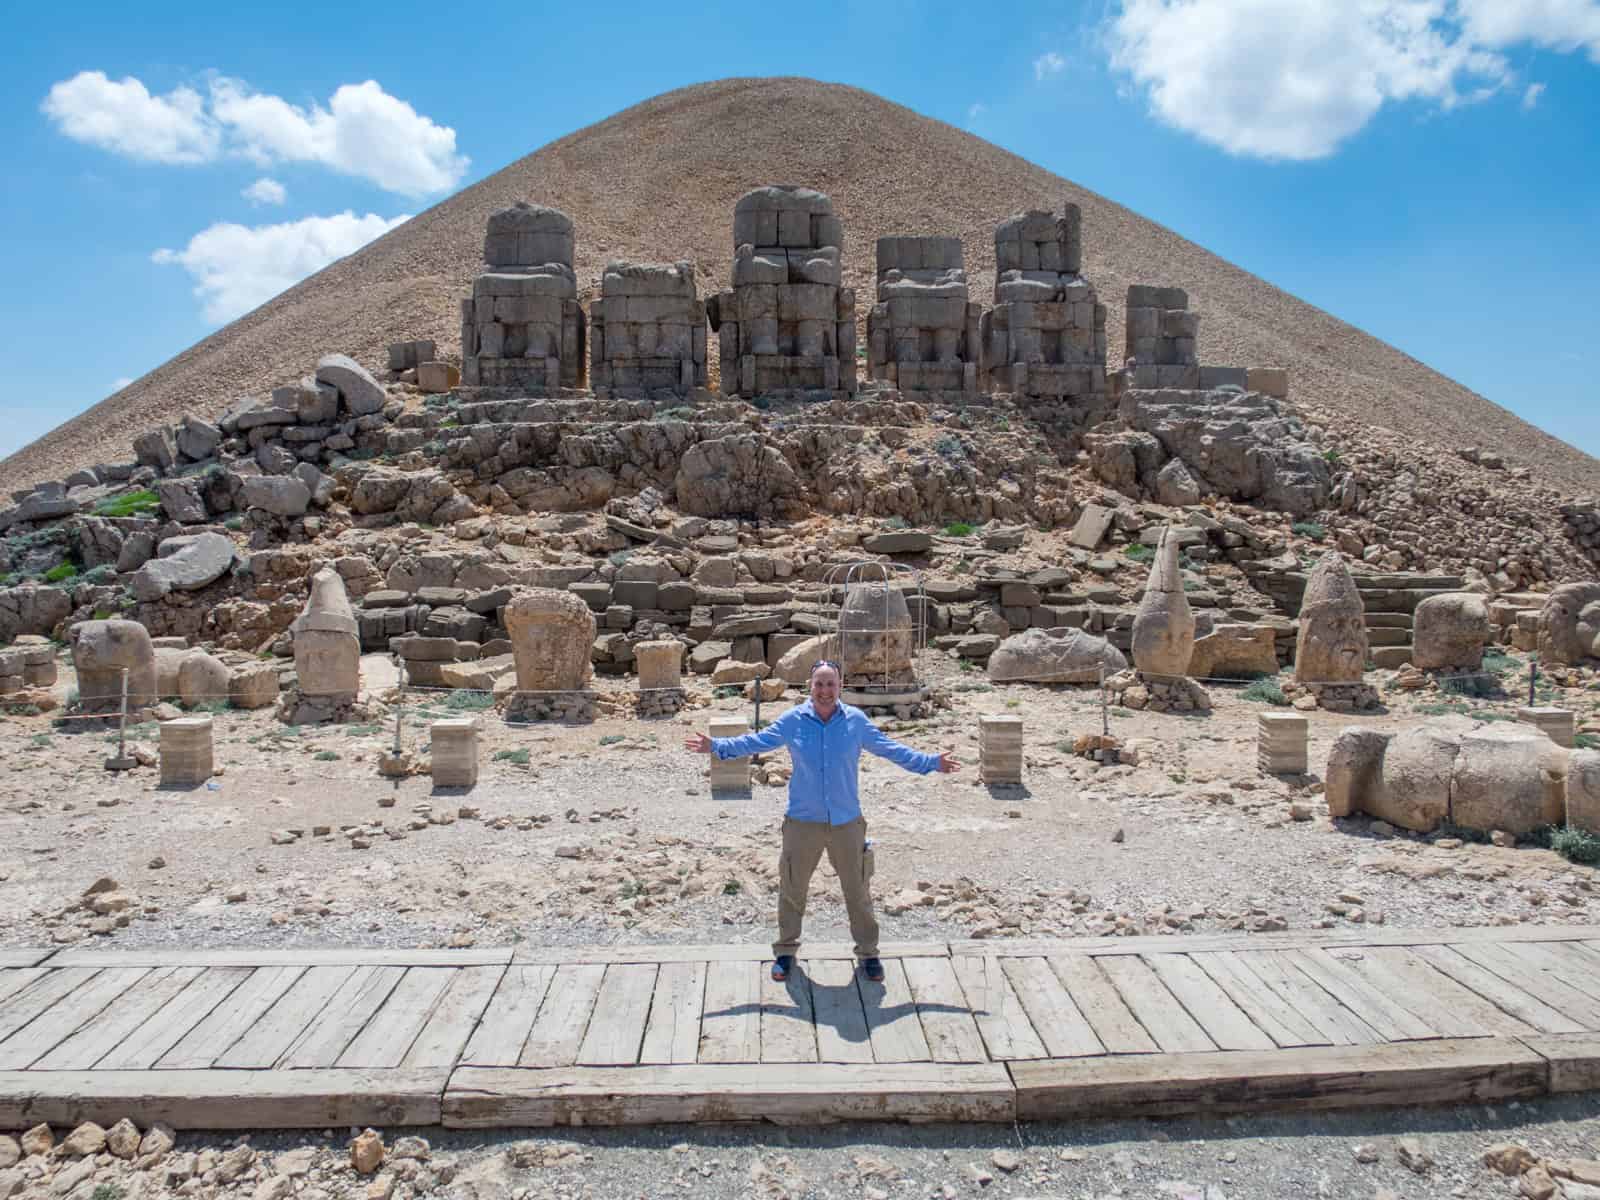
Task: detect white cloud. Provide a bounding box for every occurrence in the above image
[113,377,133,390]
[1522,80,1548,107]
[1105,0,1600,160]
[1458,0,1600,59]
[153,211,410,324]
[1034,51,1068,79]
[242,177,286,205]
[42,71,467,196]
[41,71,219,164]
[966,102,988,126]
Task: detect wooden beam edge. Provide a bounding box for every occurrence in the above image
[1516,1032,1600,1094]
[512,941,951,964]
[46,948,516,968]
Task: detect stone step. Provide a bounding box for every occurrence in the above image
[1366,627,1412,647]
[1354,574,1466,590]
[1364,613,1414,629]
[1371,646,1413,668]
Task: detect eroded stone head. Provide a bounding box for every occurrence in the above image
[1294,552,1368,684]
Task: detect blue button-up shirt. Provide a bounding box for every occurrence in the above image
[711,699,940,825]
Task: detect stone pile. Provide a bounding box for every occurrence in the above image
[589,261,707,397]
[979,204,1108,401]
[866,236,979,396]
[710,186,856,396]
[1257,712,1308,775]
[461,203,586,392]
[978,714,1023,785]
[0,637,55,692]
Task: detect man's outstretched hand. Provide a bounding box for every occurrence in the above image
[684,732,713,754]
[936,752,962,773]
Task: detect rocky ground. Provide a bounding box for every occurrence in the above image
[9,1097,1600,1199]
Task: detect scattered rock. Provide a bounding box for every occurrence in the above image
[57,1121,106,1157]
[1396,1137,1434,1174]
[351,1128,384,1175]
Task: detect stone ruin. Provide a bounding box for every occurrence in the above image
[503,587,597,722]
[282,566,361,724]
[866,236,980,396]
[1289,551,1379,710]
[589,261,707,398]
[835,579,926,714]
[1107,526,1210,713]
[709,186,856,397]
[1538,582,1600,665]
[461,203,586,392]
[979,204,1108,402]
[70,618,156,715]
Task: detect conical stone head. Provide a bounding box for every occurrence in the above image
[1131,526,1195,677]
[1295,551,1368,683]
[292,567,359,700]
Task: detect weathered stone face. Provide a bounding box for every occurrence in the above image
[838,583,915,684]
[987,627,1127,684]
[1569,750,1600,833]
[1294,552,1368,684]
[291,567,360,701]
[503,588,596,693]
[1538,582,1600,665]
[71,618,157,711]
[1412,592,1490,672]
[1131,527,1195,677]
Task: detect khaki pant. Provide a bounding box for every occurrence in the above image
[773,816,878,959]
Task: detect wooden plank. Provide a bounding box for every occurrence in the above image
[0,969,48,1008]
[638,961,706,1066]
[861,958,932,1064]
[1328,950,1491,1039]
[0,968,148,1069]
[460,964,556,1068]
[1412,944,1583,1035]
[948,924,1600,959]
[1454,942,1600,1029]
[0,968,101,1046]
[515,941,948,965]
[760,969,817,1064]
[1361,948,1532,1037]
[1143,954,1275,1052]
[809,958,873,1064]
[280,966,406,1070]
[952,955,1047,1061]
[1048,955,1158,1054]
[49,948,511,968]
[575,965,657,1068]
[443,1062,1015,1126]
[96,968,253,1071]
[698,963,761,1063]
[1284,949,1439,1041]
[1524,941,1600,1003]
[33,968,203,1071]
[1097,955,1215,1053]
[0,1068,445,1129]
[213,966,357,1069]
[157,966,306,1070]
[1238,951,1381,1046]
[1520,1032,1600,1092]
[337,967,454,1070]
[902,957,987,1063]
[406,966,506,1070]
[1190,952,1329,1048]
[1000,957,1104,1058]
[0,951,55,969]
[518,963,606,1068]
[1011,1037,1547,1120]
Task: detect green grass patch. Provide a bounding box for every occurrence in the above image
[1549,825,1600,866]
[1240,678,1289,706]
[28,733,52,749]
[598,734,626,746]
[1123,543,1154,563]
[943,522,975,537]
[441,690,495,711]
[1435,821,1491,844]
[93,489,160,518]
[722,880,742,896]
[42,562,78,583]
[1576,733,1599,751]
[1482,650,1520,676]
[313,750,340,761]
[345,723,383,737]
[712,684,743,700]
[1322,447,1342,465]
[1291,521,1327,542]
[881,516,910,531]
[494,748,530,764]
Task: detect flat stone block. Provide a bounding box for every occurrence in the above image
[1517,707,1575,749]
[979,715,1023,784]
[160,716,214,786]
[710,718,751,791]
[431,718,479,788]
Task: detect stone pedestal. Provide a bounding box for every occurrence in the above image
[160,716,214,786]
[978,715,1023,785]
[636,640,684,690]
[431,718,479,788]
[710,717,751,791]
[1258,713,1309,775]
[1517,706,1575,748]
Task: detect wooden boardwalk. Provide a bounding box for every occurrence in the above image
[5,926,1600,1128]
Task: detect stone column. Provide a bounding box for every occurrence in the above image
[709,717,751,791]
[1257,713,1309,775]
[160,716,214,786]
[431,718,479,788]
[978,715,1023,785]
[1517,706,1575,748]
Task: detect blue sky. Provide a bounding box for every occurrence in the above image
[4,0,1598,462]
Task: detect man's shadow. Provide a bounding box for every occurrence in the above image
[701,963,978,1051]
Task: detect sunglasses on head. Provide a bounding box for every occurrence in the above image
[810,659,841,677]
